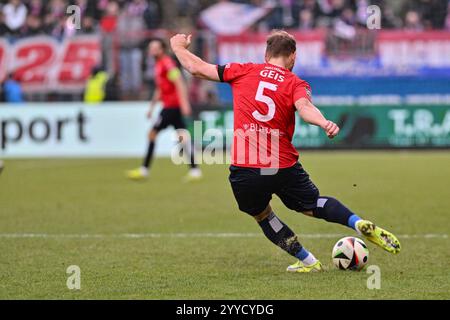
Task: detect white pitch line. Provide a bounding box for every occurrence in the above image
[0,233,447,239]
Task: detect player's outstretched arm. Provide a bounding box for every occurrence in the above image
[295,98,340,139]
[170,34,220,82]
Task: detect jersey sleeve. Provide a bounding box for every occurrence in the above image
[293,79,312,103]
[217,63,252,83]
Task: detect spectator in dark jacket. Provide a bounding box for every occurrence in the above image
[143,0,162,29]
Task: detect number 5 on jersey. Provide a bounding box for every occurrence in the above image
[253,81,277,122]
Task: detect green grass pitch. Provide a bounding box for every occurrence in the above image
[0,151,449,299]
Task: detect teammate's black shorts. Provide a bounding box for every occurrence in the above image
[153,107,186,132]
[228,163,319,216]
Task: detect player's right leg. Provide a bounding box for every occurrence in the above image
[228,165,323,273]
[175,126,202,182]
[276,163,401,254]
[303,197,401,253]
[301,197,401,254]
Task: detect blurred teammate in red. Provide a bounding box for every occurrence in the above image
[127,38,201,181]
[170,31,400,273]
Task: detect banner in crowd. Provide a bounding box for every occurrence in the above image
[217,31,450,76]
[1,103,449,158]
[0,35,101,92]
[199,1,269,35]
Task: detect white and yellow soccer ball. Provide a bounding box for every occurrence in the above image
[332,236,369,271]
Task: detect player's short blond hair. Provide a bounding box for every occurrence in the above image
[265,30,297,59]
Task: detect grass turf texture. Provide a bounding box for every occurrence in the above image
[0,151,449,299]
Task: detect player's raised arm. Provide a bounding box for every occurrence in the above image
[295,98,340,139]
[170,34,220,82]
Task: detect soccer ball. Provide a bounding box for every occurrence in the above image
[332,236,369,271]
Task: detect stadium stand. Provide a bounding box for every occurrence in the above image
[0,0,449,102]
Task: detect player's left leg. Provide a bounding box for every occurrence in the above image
[254,206,323,273]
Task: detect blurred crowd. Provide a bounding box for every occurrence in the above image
[1,0,449,103]
[0,0,449,39]
[254,0,449,31]
[0,0,163,39]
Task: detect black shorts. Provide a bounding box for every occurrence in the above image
[228,163,319,216]
[153,107,186,132]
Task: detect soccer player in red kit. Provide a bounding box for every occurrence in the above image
[170,31,400,272]
[127,38,201,181]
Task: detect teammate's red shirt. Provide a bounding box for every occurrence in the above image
[219,62,312,168]
[155,55,180,108]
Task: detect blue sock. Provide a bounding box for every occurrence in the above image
[295,247,310,260]
[348,214,362,230]
[295,247,317,266]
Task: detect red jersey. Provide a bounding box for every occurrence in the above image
[155,55,181,108]
[219,62,312,169]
